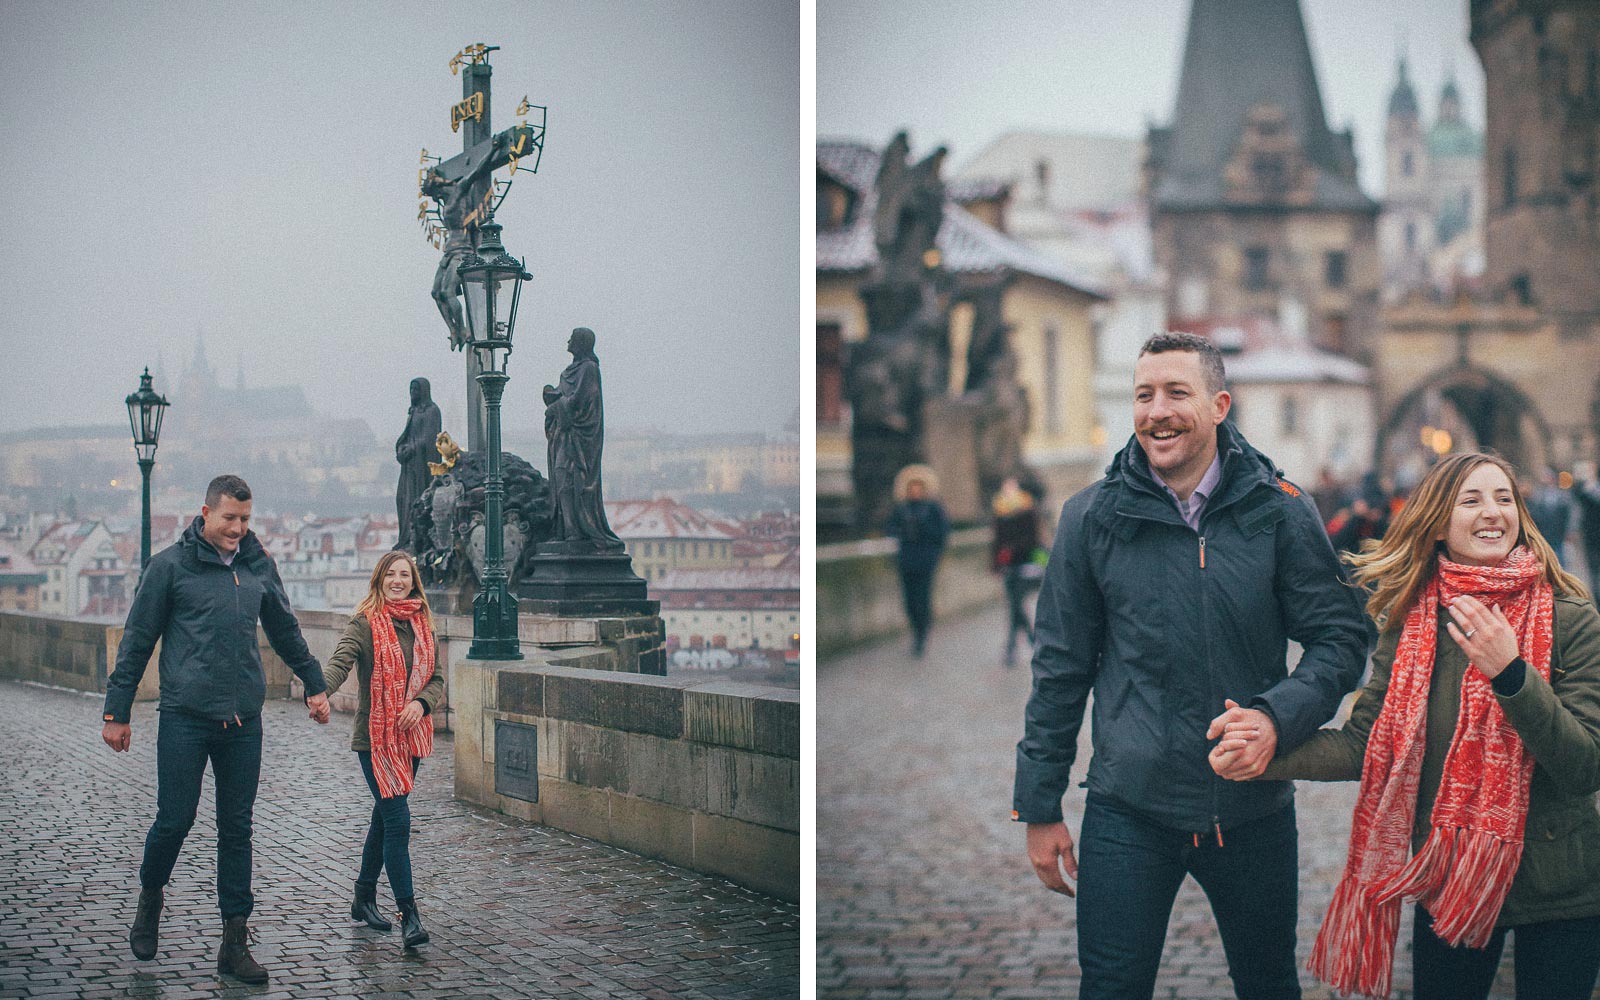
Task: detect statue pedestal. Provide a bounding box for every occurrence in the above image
[519,541,653,616]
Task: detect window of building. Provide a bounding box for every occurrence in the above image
[1402,151,1414,177]
[1325,251,1348,289]
[1244,247,1270,291]
[1405,220,1417,251]
[817,323,844,425]
[1281,396,1299,437]
[1504,147,1518,208]
[1511,273,1533,306]
[1252,154,1287,193]
[1324,314,1347,354]
[1043,324,1062,435]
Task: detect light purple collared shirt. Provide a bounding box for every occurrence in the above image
[1154,451,1223,532]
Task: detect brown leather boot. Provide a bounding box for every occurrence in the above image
[216,916,268,983]
[129,887,162,960]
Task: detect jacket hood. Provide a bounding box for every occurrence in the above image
[180,514,267,567]
[1108,420,1282,505]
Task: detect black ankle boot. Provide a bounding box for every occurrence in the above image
[397,899,429,949]
[217,916,268,984]
[129,887,162,961]
[351,881,392,931]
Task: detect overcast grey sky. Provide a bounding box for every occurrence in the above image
[0,1,800,441]
[819,0,1482,197]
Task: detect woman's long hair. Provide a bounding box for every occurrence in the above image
[354,550,432,626]
[1346,451,1589,626]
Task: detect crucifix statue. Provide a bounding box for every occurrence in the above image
[418,43,545,452]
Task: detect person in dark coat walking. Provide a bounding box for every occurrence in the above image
[1575,461,1600,598]
[884,464,949,657]
[991,476,1041,667]
[1015,333,1372,999]
[101,475,331,984]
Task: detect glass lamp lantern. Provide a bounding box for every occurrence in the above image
[125,368,169,463]
[459,217,531,375]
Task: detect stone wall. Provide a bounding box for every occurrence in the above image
[452,658,799,901]
[0,612,158,701]
[817,526,1003,657]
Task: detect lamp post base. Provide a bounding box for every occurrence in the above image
[468,584,524,660]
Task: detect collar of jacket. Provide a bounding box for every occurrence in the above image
[179,514,266,569]
[1104,422,1281,526]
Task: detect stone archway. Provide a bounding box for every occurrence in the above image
[1375,364,1554,490]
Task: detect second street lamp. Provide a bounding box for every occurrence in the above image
[460,212,530,660]
[125,368,170,573]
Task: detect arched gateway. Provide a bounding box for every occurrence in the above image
[1376,363,1553,489]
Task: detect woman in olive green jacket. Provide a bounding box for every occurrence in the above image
[1211,453,1600,1000]
[322,551,444,950]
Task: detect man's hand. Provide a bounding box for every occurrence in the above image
[398,700,425,733]
[306,692,331,725]
[102,721,132,752]
[1206,699,1277,780]
[1025,821,1078,897]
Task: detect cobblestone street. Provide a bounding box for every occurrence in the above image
[0,680,797,999]
[818,604,1567,1000]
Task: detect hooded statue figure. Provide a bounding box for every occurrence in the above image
[395,377,443,550]
[542,328,624,550]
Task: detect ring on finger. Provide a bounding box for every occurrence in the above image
[1464,627,1477,639]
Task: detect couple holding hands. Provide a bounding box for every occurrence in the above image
[1015,334,1600,1000]
[101,475,441,983]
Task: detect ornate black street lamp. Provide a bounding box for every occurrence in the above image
[124,368,170,572]
[460,213,529,660]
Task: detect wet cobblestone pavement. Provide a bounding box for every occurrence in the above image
[0,680,797,999]
[817,606,1574,1000]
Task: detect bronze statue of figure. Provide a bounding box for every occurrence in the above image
[543,327,624,550]
[394,377,443,550]
[420,132,506,349]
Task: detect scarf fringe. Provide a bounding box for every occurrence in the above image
[1309,873,1401,1000]
[1424,830,1523,948]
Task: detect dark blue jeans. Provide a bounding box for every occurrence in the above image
[1076,792,1301,1000]
[1412,906,1600,1000]
[355,752,420,903]
[140,710,263,920]
[899,567,935,646]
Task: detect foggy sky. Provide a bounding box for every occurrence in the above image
[0,2,800,443]
[819,0,1483,198]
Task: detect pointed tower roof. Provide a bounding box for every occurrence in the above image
[1149,0,1375,211]
[1388,56,1420,121]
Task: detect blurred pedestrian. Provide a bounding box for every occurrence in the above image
[320,550,444,951]
[1525,469,1574,565]
[991,476,1041,667]
[1327,495,1390,555]
[884,465,949,658]
[1213,452,1600,1000]
[1015,333,1371,998]
[1574,461,1600,598]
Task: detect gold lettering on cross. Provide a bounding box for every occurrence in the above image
[450,92,484,133]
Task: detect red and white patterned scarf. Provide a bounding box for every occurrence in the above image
[1308,545,1553,999]
[367,598,436,798]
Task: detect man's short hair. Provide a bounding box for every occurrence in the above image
[205,475,252,508]
[1138,332,1227,396]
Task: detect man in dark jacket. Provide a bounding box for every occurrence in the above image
[1014,334,1372,999]
[100,475,330,983]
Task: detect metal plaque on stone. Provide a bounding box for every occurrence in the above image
[494,720,539,802]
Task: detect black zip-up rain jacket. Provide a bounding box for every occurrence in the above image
[1013,423,1374,832]
[102,516,326,724]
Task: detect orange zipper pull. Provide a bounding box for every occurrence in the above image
[1199,536,1207,569]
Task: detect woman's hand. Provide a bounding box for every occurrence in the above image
[1445,595,1520,679]
[398,700,426,732]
